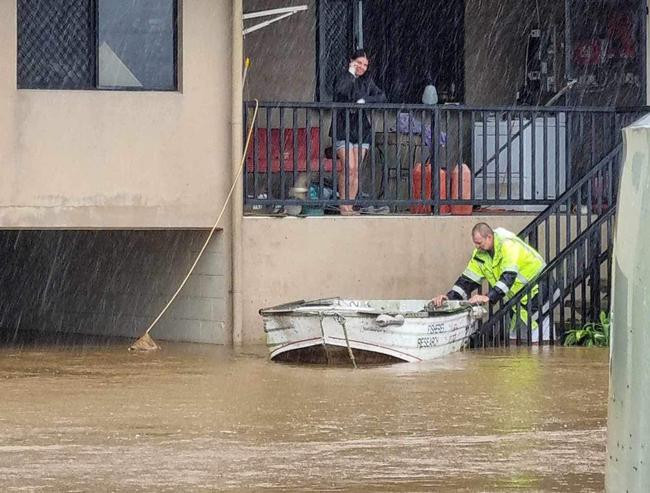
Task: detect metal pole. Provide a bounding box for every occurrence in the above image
[356,0,363,49]
[232,0,244,346]
[606,118,650,491]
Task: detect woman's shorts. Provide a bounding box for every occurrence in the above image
[335,140,370,151]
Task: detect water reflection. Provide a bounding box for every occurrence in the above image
[0,341,608,492]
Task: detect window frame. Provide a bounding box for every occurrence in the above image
[17,0,179,92]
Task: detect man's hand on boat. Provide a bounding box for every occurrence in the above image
[430,294,448,307]
[430,293,489,307]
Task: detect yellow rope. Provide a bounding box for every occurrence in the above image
[139,99,259,339]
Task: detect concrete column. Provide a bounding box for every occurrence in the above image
[606,115,650,491]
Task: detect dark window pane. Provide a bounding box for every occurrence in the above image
[17,0,94,89]
[98,0,176,90]
[317,0,353,101]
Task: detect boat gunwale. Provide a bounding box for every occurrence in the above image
[260,299,476,318]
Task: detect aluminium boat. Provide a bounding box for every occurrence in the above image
[261,298,485,364]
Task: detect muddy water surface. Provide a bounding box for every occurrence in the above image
[0,342,608,492]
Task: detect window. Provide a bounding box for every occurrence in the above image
[17,0,177,91]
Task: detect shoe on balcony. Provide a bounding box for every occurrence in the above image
[360,205,390,215]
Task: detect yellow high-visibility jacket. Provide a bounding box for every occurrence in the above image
[448,228,545,304]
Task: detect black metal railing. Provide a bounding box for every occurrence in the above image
[470,143,623,347]
[243,101,642,215]
[518,143,622,263]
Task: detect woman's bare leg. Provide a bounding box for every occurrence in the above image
[337,146,357,214]
[357,147,368,201]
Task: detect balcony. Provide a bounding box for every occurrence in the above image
[243,101,642,216]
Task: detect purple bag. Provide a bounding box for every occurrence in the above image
[396,113,446,149]
[423,126,446,149]
[397,112,422,134]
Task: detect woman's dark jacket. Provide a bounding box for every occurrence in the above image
[330,72,386,144]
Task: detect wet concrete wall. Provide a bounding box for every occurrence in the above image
[0,216,586,345]
[0,0,233,228]
[241,215,536,344]
[0,230,229,344]
[464,0,565,105]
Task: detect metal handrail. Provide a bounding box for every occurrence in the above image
[519,143,622,241]
[244,100,650,113]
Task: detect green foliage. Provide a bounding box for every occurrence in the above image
[563,311,610,347]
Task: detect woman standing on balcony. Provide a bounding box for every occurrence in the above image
[331,49,386,215]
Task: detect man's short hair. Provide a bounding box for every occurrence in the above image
[472,222,493,238]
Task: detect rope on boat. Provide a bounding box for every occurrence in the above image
[318,314,332,365]
[333,313,357,369]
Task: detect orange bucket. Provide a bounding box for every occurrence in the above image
[411,163,449,214]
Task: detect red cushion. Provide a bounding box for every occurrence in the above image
[246,127,333,173]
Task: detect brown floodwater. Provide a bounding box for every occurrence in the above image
[0,339,609,492]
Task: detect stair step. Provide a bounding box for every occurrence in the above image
[563,293,609,307]
[586,278,610,293]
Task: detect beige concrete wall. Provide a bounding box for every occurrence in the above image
[244,0,316,102]
[0,0,233,228]
[241,214,537,343]
[464,0,565,105]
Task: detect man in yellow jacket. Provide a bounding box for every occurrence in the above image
[431,222,551,340]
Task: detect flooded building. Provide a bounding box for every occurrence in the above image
[0,0,233,344]
[0,0,647,345]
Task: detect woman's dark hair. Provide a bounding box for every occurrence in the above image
[349,49,368,61]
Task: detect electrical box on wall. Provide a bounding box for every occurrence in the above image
[517,25,558,105]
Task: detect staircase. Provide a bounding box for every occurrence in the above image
[473,142,623,347]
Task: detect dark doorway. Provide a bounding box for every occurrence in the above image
[363,0,464,103]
